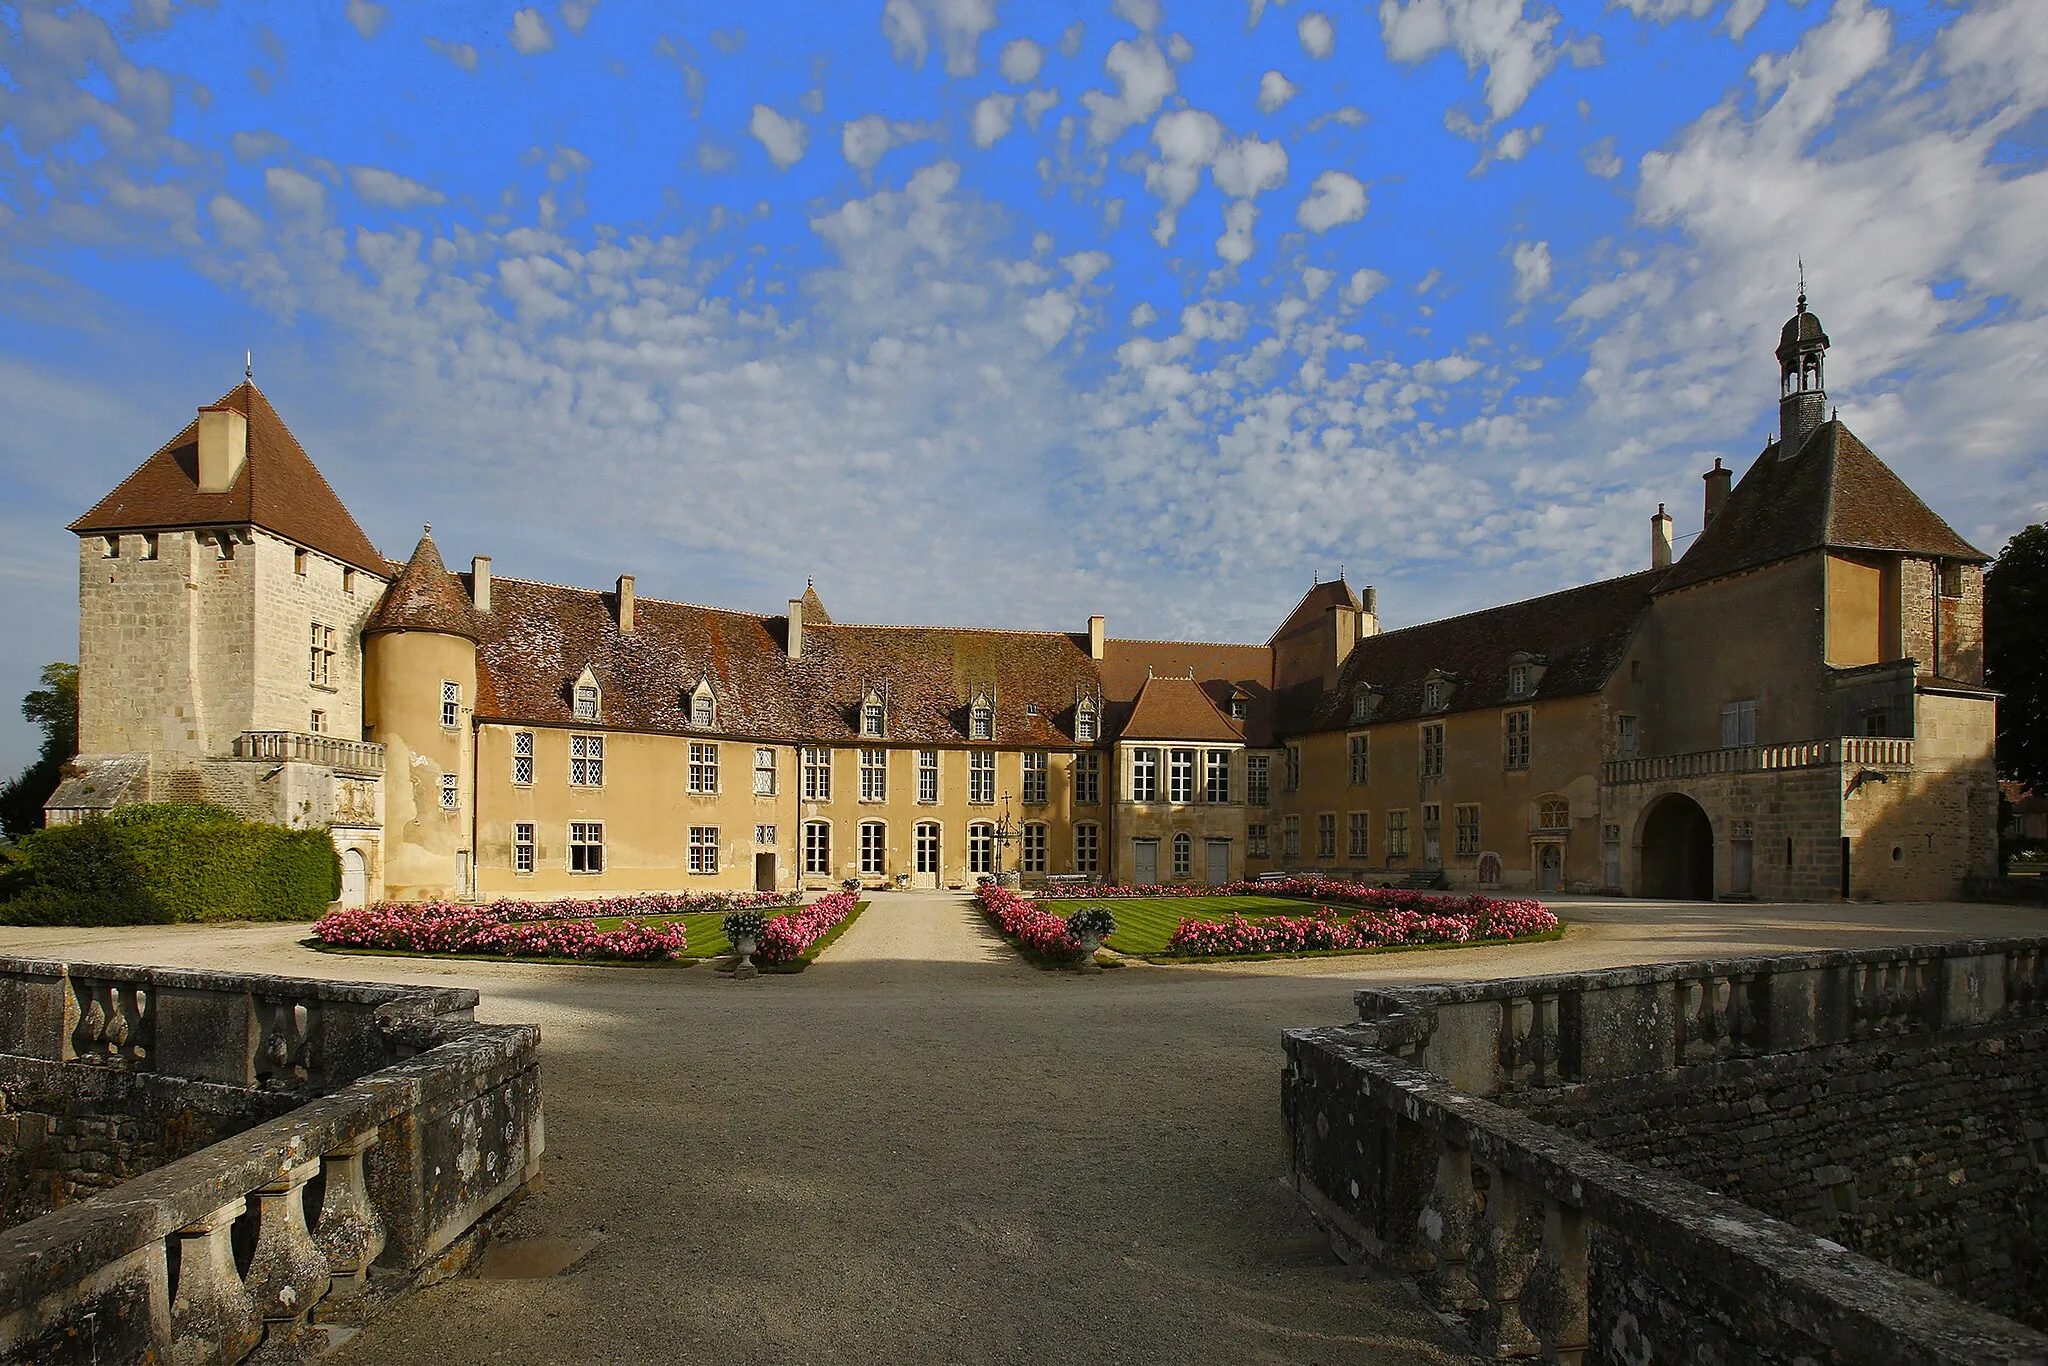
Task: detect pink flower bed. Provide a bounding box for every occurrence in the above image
[1165,898,1558,957]
[312,900,688,961]
[975,883,1082,960]
[1051,876,1543,918]
[755,891,858,964]
[477,889,794,923]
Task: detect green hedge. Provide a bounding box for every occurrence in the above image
[1,804,339,926]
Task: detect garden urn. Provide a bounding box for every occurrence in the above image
[732,934,760,980]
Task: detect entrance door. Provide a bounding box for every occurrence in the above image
[339,849,366,908]
[755,852,777,893]
[1537,844,1561,892]
[1205,840,1230,885]
[1133,839,1158,885]
[913,823,941,889]
[1640,794,1714,899]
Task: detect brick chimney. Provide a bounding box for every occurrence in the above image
[196,405,248,494]
[1703,458,1732,527]
[471,556,492,613]
[1652,504,1675,570]
[616,574,635,634]
[787,596,805,660]
[1087,615,1105,661]
[1359,585,1380,638]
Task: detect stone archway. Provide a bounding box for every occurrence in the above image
[1639,793,1713,900]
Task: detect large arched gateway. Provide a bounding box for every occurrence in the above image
[1639,793,1714,899]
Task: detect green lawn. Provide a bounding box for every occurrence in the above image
[1038,894,1311,956]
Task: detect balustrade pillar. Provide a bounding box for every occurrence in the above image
[1470,1166,1543,1358]
[1521,1197,1590,1364]
[242,1159,330,1346]
[314,1132,386,1299]
[169,1197,262,1366]
[1418,1142,1484,1313]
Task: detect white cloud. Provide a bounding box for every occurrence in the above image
[1022,290,1080,347]
[1216,200,1258,265]
[1081,38,1176,144]
[1114,0,1162,33]
[1298,11,1335,59]
[1342,268,1388,305]
[1022,89,1060,130]
[1510,239,1551,301]
[345,0,386,40]
[999,37,1043,84]
[750,105,808,169]
[1144,108,1221,243]
[971,95,1015,149]
[1493,126,1533,162]
[350,166,445,208]
[1063,250,1113,285]
[1584,135,1621,179]
[425,36,479,71]
[882,0,929,66]
[1258,70,1299,114]
[697,142,735,172]
[1378,0,1565,123]
[509,8,553,55]
[561,1,598,35]
[1303,267,1335,300]
[1212,135,1289,199]
[1615,0,1767,40]
[843,115,894,169]
[1129,301,1158,327]
[1167,32,1195,62]
[263,166,326,217]
[881,0,999,76]
[1295,169,1367,231]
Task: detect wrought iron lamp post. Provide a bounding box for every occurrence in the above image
[991,792,1020,886]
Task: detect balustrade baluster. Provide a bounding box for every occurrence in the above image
[314,1132,386,1298]
[242,1160,331,1347]
[1519,1196,1590,1365]
[1419,1142,1484,1313]
[169,1197,263,1366]
[1470,1166,1543,1358]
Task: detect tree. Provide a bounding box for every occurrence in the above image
[1986,524,2048,792]
[0,664,79,839]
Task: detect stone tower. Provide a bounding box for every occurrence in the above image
[1777,279,1830,453]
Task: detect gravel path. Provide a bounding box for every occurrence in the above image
[0,894,2037,1364]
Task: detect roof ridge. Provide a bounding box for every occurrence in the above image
[489,573,772,619]
[1362,568,1662,642]
[1104,635,1267,649]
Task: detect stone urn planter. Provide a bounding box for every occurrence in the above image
[723,912,767,981]
[1065,906,1117,974]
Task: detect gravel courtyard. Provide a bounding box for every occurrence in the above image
[0,892,2037,1365]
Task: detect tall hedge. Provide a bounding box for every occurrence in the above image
[1,804,340,925]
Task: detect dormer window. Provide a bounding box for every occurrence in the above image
[1025,702,1039,717]
[969,690,995,741]
[1228,691,1248,721]
[573,665,603,722]
[1423,680,1447,712]
[689,679,717,730]
[1075,698,1098,743]
[861,689,888,739]
[1349,688,1377,724]
[1509,664,1531,699]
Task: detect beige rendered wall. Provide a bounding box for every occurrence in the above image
[1825,553,1885,669]
[1639,553,1829,753]
[1842,691,1998,899]
[1109,742,1249,885]
[364,629,476,901]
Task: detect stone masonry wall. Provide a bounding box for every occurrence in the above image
[1503,1021,2048,1330]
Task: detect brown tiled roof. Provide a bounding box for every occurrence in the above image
[1658,421,1987,593]
[69,382,386,574]
[365,532,479,641]
[799,584,833,625]
[1099,639,1275,746]
[1267,579,1363,645]
[1119,674,1245,743]
[1292,570,1660,735]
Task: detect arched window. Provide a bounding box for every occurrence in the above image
[1537,797,1570,830]
[967,822,996,875]
[1171,831,1192,876]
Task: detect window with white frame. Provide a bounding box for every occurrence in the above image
[1504,711,1531,771]
[1720,699,1757,748]
[309,709,327,735]
[570,734,604,786]
[1168,749,1194,803]
[1349,812,1369,858]
[1386,809,1410,858]
[968,751,995,804]
[1073,751,1100,805]
[689,742,719,794]
[859,821,886,874]
[512,731,534,785]
[1285,745,1301,792]
[514,822,535,874]
[440,679,459,729]
[753,748,776,796]
[1455,804,1481,857]
[970,700,994,741]
[803,821,831,874]
[691,691,716,729]
[1131,748,1159,802]
[1228,694,1247,720]
[689,826,719,874]
[861,749,887,802]
[1351,690,1372,723]
[569,822,604,873]
[1246,754,1270,807]
[1203,750,1230,803]
[1509,663,1531,699]
[802,747,832,801]
[1538,797,1570,830]
[862,702,886,738]
[917,750,939,803]
[1424,679,1447,711]
[1248,823,1269,857]
[1025,702,1038,718]
[1349,733,1370,786]
[755,823,777,846]
[1074,822,1099,874]
[440,772,459,811]
[1021,822,1047,874]
[1021,751,1048,805]
[1316,813,1337,858]
[967,822,995,874]
[574,683,600,721]
[1170,831,1191,876]
[1075,703,1097,743]
[1420,723,1445,779]
[310,625,335,687]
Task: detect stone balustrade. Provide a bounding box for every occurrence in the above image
[0,960,541,1364]
[1602,733,1913,786]
[232,730,386,776]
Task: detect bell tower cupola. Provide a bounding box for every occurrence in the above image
[1776,269,1830,453]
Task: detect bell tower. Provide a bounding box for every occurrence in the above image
[1776,269,1830,453]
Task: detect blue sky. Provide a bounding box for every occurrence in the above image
[3,0,2045,775]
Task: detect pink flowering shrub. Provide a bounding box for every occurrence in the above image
[754,891,858,964]
[975,883,1083,960]
[1164,898,1558,957]
[477,889,794,923]
[312,899,687,961]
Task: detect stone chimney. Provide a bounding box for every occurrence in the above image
[1324,604,1361,691]
[616,575,636,634]
[1088,615,1105,661]
[787,596,805,660]
[471,556,492,613]
[1652,504,1675,570]
[1703,458,1732,527]
[196,405,248,494]
[1359,585,1380,638]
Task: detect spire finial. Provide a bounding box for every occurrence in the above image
[245,349,253,381]
[1796,258,1807,314]
[1338,563,1346,582]
[806,575,813,590]
[423,522,432,537]
[1312,570,1319,585]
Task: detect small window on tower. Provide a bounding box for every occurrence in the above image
[294,548,309,576]
[310,710,327,734]
[141,534,159,561]
[1939,562,1964,599]
[101,536,120,559]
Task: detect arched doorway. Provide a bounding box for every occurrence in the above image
[1639,794,1713,899]
[339,848,367,908]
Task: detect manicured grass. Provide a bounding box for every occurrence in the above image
[308,901,868,969]
[1038,894,1316,956]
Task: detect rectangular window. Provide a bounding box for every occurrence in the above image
[1131,748,1159,802]
[689,742,719,794]
[1248,823,1269,857]
[754,823,777,846]
[970,705,994,742]
[1204,750,1230,804]
[861,749,888,802]
[1073,752,1101,805]
[101,535,120,559]
[1316,813,1337,858]
[802,747,832,801]
[569,822,604,873]
[862,702,886,738]
[1424,679,1446,711]
[1386,809,1410,858]
[1618,715,1638,760]
[439,772,458,811]
[1421,723,1445,779]
[967,823,995,875]
[753,748,776,796]
[514,822,535,874]
[1720,699,1757,748]
[804,821,831,875]
[512,731,534,786]
[440,678,459,729]
[309,624,335,687]
[1423,805,1441,859]
[574,685,600,721]
[1509,663,1530,698]
[1348,812,1369,859]
[294,547,309,576]
[1282,814,1301,858]
[1455,804,1481,857]
[139,533,159,561]
[1285,745,1301,792]
[1246,754,1270,807]
[1349,733,1370,786]
[1074,823,1099,874]
[859,821,886,875]
[340,565,352,592]
[1168,749,1195,803]
[1504,711,1531,771]
[1021,751,1048,805]
[917,750,939,803]
[1075,707,1096,743]
[1939,561,1964,598]
[1021,822,1047,874]
[969,751,995,804]
[309,709,327,735]
[692,695,715,729]
[570,734,605,787]
[689,826,719,874]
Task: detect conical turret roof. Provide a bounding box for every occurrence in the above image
[365,528,479,641]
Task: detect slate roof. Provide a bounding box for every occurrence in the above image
[1098,639,1275,746]
[69,382,386,574]
[365,532,480,642]
[1293,570,1661,735]
[1119,674,1246,743]
[1657,421,1988,593]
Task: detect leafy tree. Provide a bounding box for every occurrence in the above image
[0,664,79,839]
[1986,524,2048,792]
